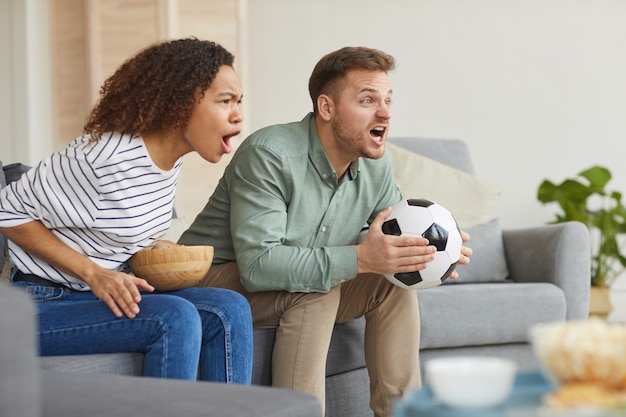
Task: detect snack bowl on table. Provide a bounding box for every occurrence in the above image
[128,245,213,291]
[530,318,626,409]
[424,356,517,408]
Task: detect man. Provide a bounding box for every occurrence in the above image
[179,46,472,416]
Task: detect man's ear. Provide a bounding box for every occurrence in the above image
[317,94,334,122]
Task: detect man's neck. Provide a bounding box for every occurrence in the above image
[314,116,352,180]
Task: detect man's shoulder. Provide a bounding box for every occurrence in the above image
[240,115,312,157]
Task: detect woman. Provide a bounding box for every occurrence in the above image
[0,38,252,383]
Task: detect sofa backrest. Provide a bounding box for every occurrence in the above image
[388,137,474,174]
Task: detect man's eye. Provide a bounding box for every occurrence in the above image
[362,98,372,104]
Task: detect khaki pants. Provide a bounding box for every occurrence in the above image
[199,263,421,417]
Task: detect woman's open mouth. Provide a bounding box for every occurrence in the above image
[222,130,241,153]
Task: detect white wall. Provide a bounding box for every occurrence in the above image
[0,0,53,165]
[243,0,626,229]
[0,0,17,161]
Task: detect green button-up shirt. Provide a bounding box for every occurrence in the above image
[179,113,402,292]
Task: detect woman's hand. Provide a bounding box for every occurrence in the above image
[151,240,181,249]
[1,221,154,318]
[84,267,154,319]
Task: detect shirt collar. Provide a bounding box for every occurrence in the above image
[305,113,360,184]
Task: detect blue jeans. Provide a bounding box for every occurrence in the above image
[11,272,253,384]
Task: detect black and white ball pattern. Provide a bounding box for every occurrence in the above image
[361,198,462,290]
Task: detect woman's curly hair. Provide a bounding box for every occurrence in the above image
[84,38,234,140]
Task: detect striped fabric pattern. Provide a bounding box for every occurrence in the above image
[0,132,181,290]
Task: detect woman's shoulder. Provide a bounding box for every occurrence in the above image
[67,132,142,165]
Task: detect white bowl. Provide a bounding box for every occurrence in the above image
[425,356,517,408]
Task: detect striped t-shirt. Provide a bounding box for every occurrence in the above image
[0,132,182,290]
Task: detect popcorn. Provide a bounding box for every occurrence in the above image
[531,319,626,390]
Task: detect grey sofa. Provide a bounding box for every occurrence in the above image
[0,283,321,417]
[2,138,591,417]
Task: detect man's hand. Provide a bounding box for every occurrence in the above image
[356,207,473,279]
[450,230,472,279]
[356,207,436,275]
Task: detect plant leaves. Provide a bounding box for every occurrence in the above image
[579,166,611,191]
[537,165,626,286]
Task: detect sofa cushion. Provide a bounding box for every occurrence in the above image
[448,218,509,283]
[326,320,366,377]
[325,368,372,417]
[418,282,566,349]
[251,328,275,385]
[0,162,31,283]
[41,322,370,384]
[40,352,144,375]
[386,142,502,229]
[251,321,367,386]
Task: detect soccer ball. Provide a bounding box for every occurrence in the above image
[360,198,462,290]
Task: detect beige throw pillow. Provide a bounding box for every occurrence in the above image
[386,143,503,229]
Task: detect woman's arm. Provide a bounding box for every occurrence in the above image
[1,221,154,318]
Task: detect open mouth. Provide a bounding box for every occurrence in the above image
[223,130,240,141]
[370,127,386,143]
[222,130,241,153]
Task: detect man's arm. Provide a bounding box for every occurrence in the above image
[228,146,356,292]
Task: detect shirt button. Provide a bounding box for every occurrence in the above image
[321,226,327,232]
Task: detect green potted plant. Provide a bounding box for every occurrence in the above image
[537,165,626,288]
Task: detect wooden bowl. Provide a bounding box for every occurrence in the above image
[128,245,213,291]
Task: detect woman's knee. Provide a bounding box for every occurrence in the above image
[175,287,251,316]
[140,294,202,336]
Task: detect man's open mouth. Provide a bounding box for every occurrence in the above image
[370,126,386,138]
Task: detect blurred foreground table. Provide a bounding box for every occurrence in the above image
[394,371,621,417]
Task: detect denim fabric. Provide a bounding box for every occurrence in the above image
[11,271,253,384]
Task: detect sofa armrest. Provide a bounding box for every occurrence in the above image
[42,371,321,417]
[0,284,41,417]
[502,221,590,320]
